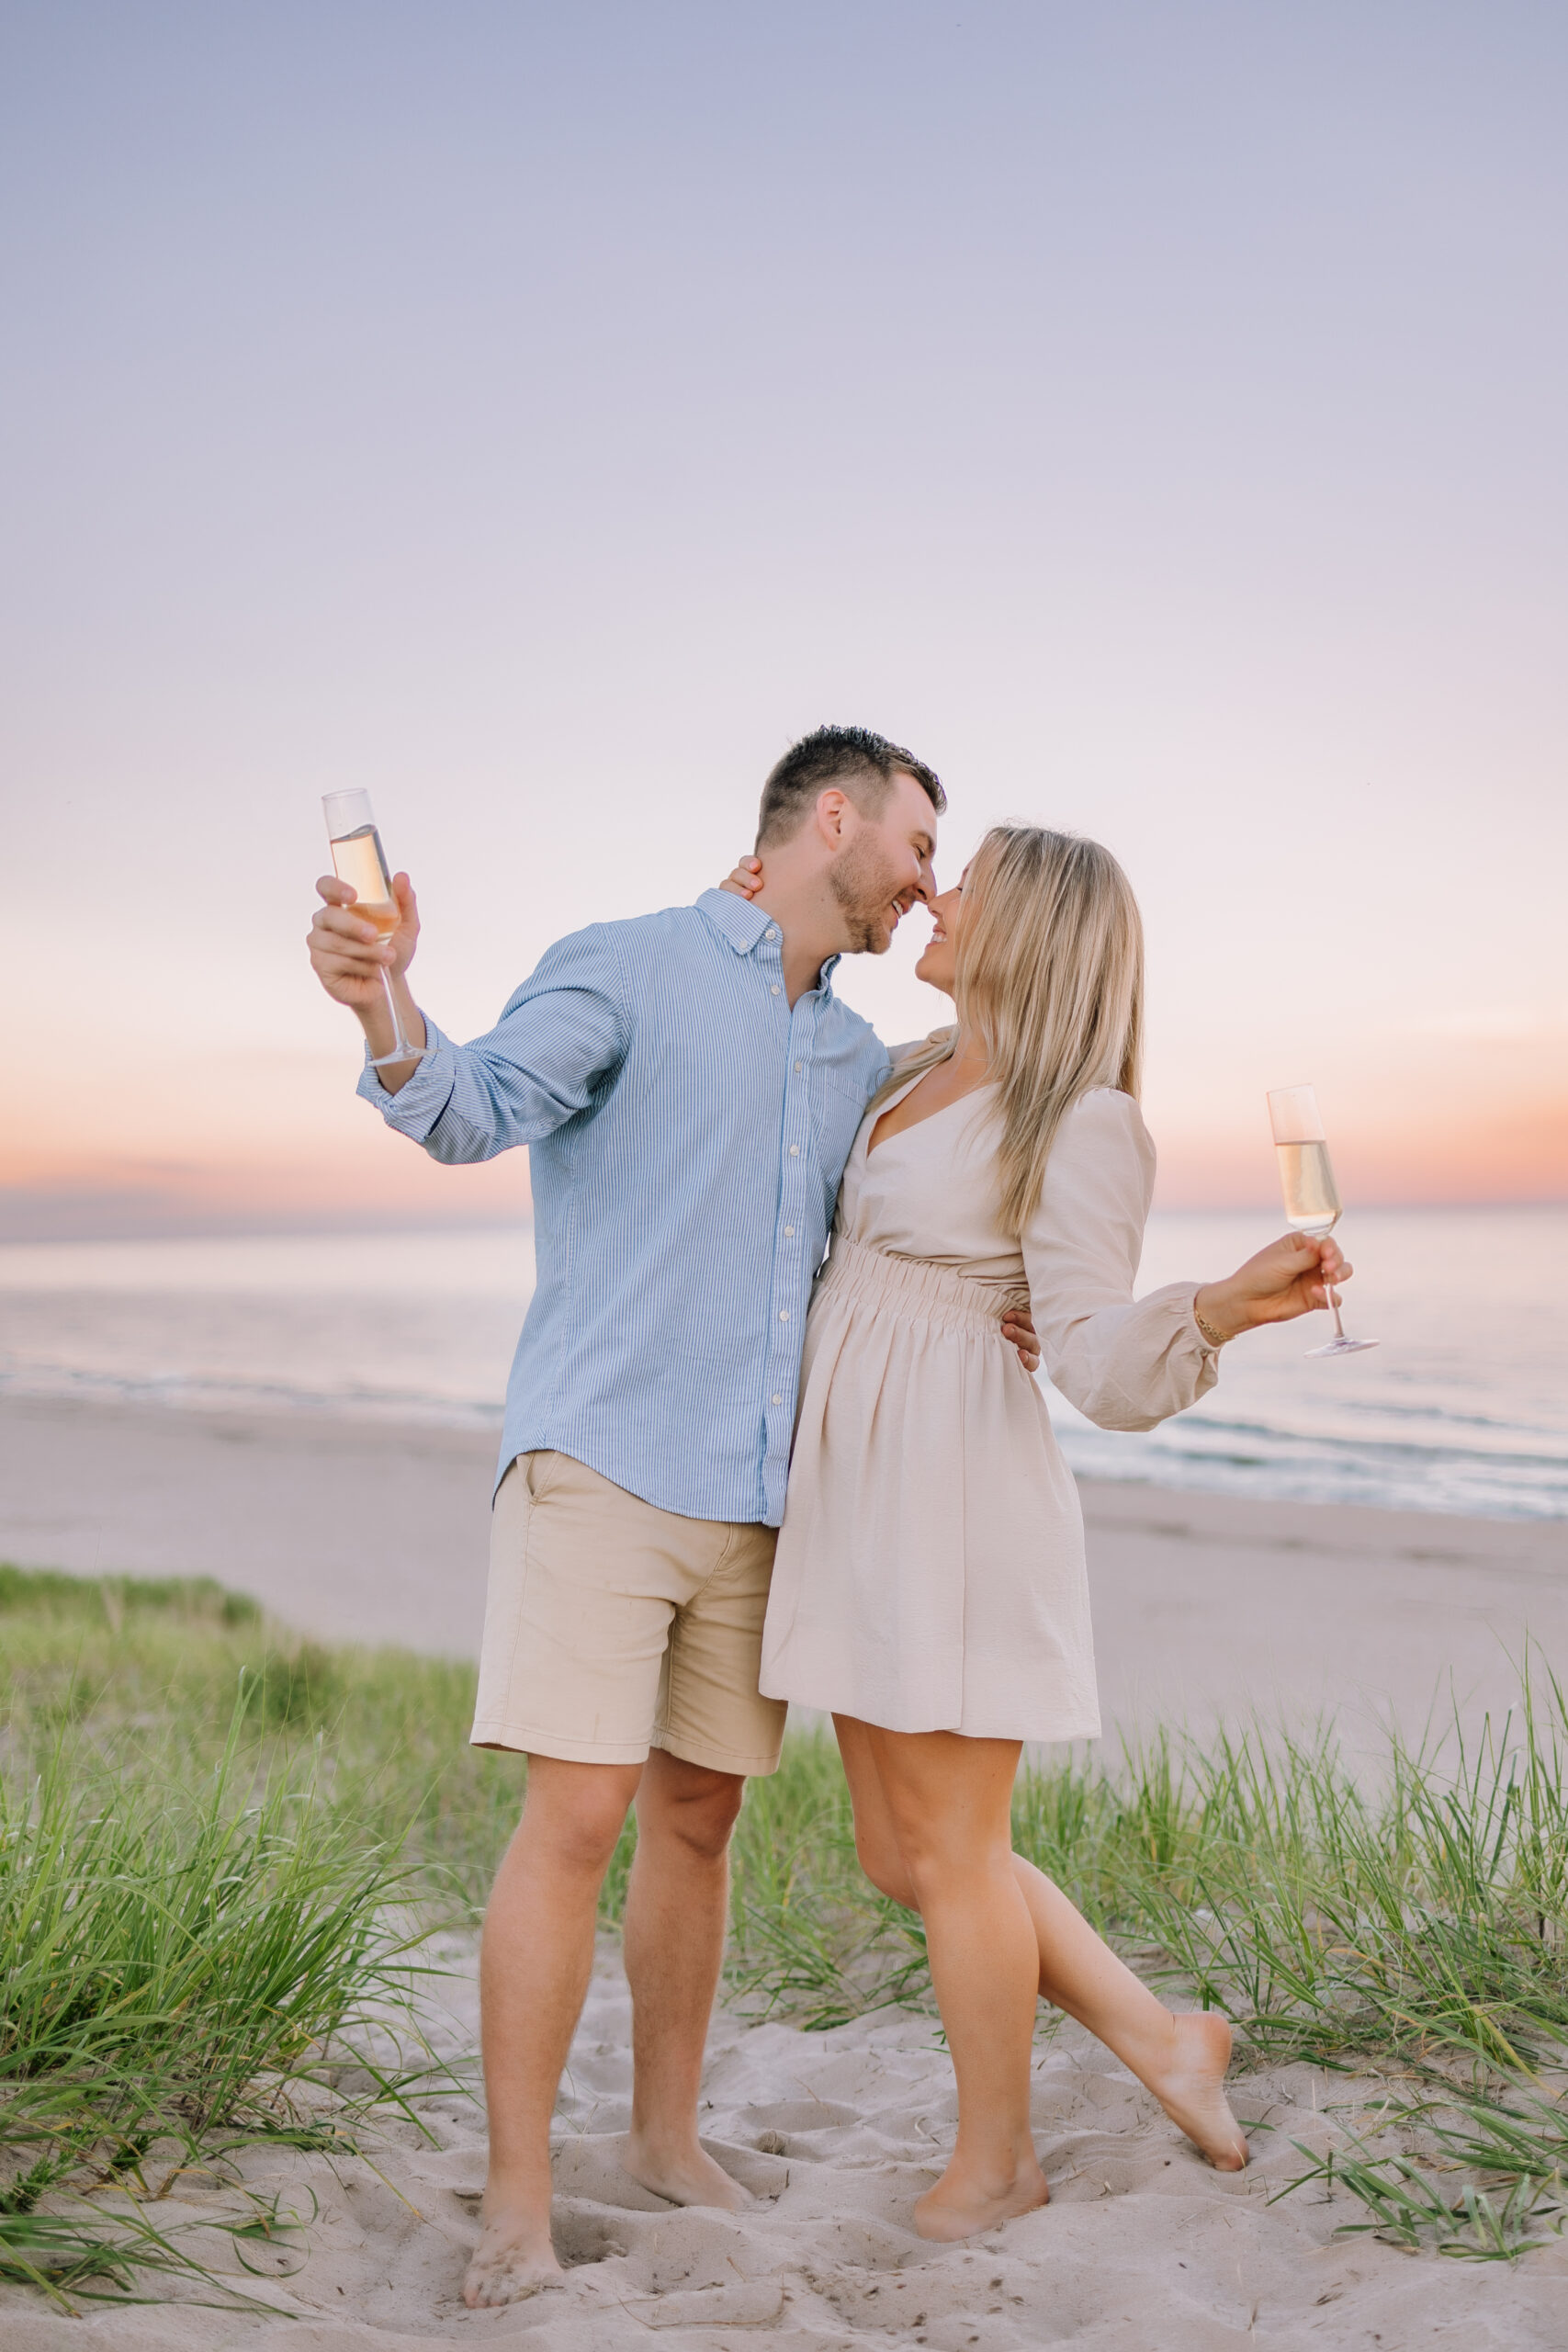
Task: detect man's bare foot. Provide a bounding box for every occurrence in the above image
[1147,2012,1248,2170]
[462,2203,564,2309]
[913,2153,1049,2242]
[620,2132,754,2213]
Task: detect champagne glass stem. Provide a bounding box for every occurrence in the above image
[1309,1213,1348,1339]
[368,965,421,1068]
[1312,1227,1348,1338]
[379,965,403,1046]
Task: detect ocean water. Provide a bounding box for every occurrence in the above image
[1056,1207,1568,1521]
[0,1209,1563,1521]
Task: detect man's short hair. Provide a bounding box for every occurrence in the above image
[755,724,946,851]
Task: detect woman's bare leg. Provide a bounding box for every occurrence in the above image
[833,1715,919,1903]
[833,1717,1246,2175]
[1009,1854,1246,2168]
[857,1724,1049,2240]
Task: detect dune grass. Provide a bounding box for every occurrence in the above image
[731,1677,1568,2065]
[5,1558,1568,2281]
[0,1564,526,1913]
[725,1668,1568,2257]
[0,1567,484,2306]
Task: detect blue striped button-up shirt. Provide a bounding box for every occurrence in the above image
[358,889,890,1524]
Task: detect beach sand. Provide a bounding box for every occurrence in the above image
[3,1393,1562,1742]
[4,1394,1568,2346]
[5,1936,1568,2349]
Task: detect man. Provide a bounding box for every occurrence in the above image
[306,725,1035,2307]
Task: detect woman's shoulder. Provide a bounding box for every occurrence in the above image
[1059,1086,1151,1148]
[1024,1091,1161,1261]
[887,1023,958,1069]
[1039,1088,1156,1209]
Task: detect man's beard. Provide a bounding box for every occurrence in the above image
[827,834,905,954]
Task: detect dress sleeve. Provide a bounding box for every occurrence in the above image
[1022,1089,1220,1432]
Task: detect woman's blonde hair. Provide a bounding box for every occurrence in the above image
[872,826,1145,1236]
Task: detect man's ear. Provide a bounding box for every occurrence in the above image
[815,788,851,847]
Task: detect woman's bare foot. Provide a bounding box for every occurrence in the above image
[1146,2012,1248,2170]
[620,2131,754,2212]
[462,2200,564,2308]
[914,2150,1049,2242]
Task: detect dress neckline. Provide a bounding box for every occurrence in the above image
[865,1073,993,1159]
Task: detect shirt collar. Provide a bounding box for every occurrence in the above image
[694,888,840,995]
[695,888,775,956]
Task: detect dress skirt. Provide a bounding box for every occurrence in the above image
[759,1239,1102,1743]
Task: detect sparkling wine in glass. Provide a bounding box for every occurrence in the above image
[321,789,425,1069]
[1266,1084,1377,1358]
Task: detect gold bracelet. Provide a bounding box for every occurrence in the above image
[1194,1308,1231,1349]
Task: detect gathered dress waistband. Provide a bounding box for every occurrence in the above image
[813,1238,1028,1340]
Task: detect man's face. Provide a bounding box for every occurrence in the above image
[827,772,939,956]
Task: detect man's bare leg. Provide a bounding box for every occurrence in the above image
[620,1748,751,2211]
[464,1755,642,2310]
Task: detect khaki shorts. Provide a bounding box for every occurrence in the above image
[470,1451,786,1776]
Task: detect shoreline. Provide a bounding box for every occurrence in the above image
[2,1392,1562,1744]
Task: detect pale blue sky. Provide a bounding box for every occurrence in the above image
[4,4,1564,1231]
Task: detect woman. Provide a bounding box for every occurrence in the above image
[729,826,1351,2241]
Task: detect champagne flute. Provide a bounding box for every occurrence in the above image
[1267,1084,1377,1358]
[321,789,425,1069]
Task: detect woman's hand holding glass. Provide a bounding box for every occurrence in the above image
[1192,1231,1351,1343]
[1265,1083,1376,1355]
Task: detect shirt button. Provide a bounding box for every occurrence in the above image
[772,1393,784,1406]
[771,984,781,995]
[779,1309,789,1321]
[766,927,778,940]
[794,1060,803,1072]
[783,1225,795,1238]
[788,1144,799,1156]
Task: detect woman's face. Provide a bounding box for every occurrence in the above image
[913,865,968,996]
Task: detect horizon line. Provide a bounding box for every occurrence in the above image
[3,1199,1566,1249]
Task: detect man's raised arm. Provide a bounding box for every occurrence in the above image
[306,871,629,1163]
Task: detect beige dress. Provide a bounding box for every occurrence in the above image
[759,1077,1221,1742]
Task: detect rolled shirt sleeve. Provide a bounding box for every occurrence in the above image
[355,927,631,1164]
[1024,1088,1220,1432]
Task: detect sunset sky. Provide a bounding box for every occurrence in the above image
[4,3,1564,1237]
